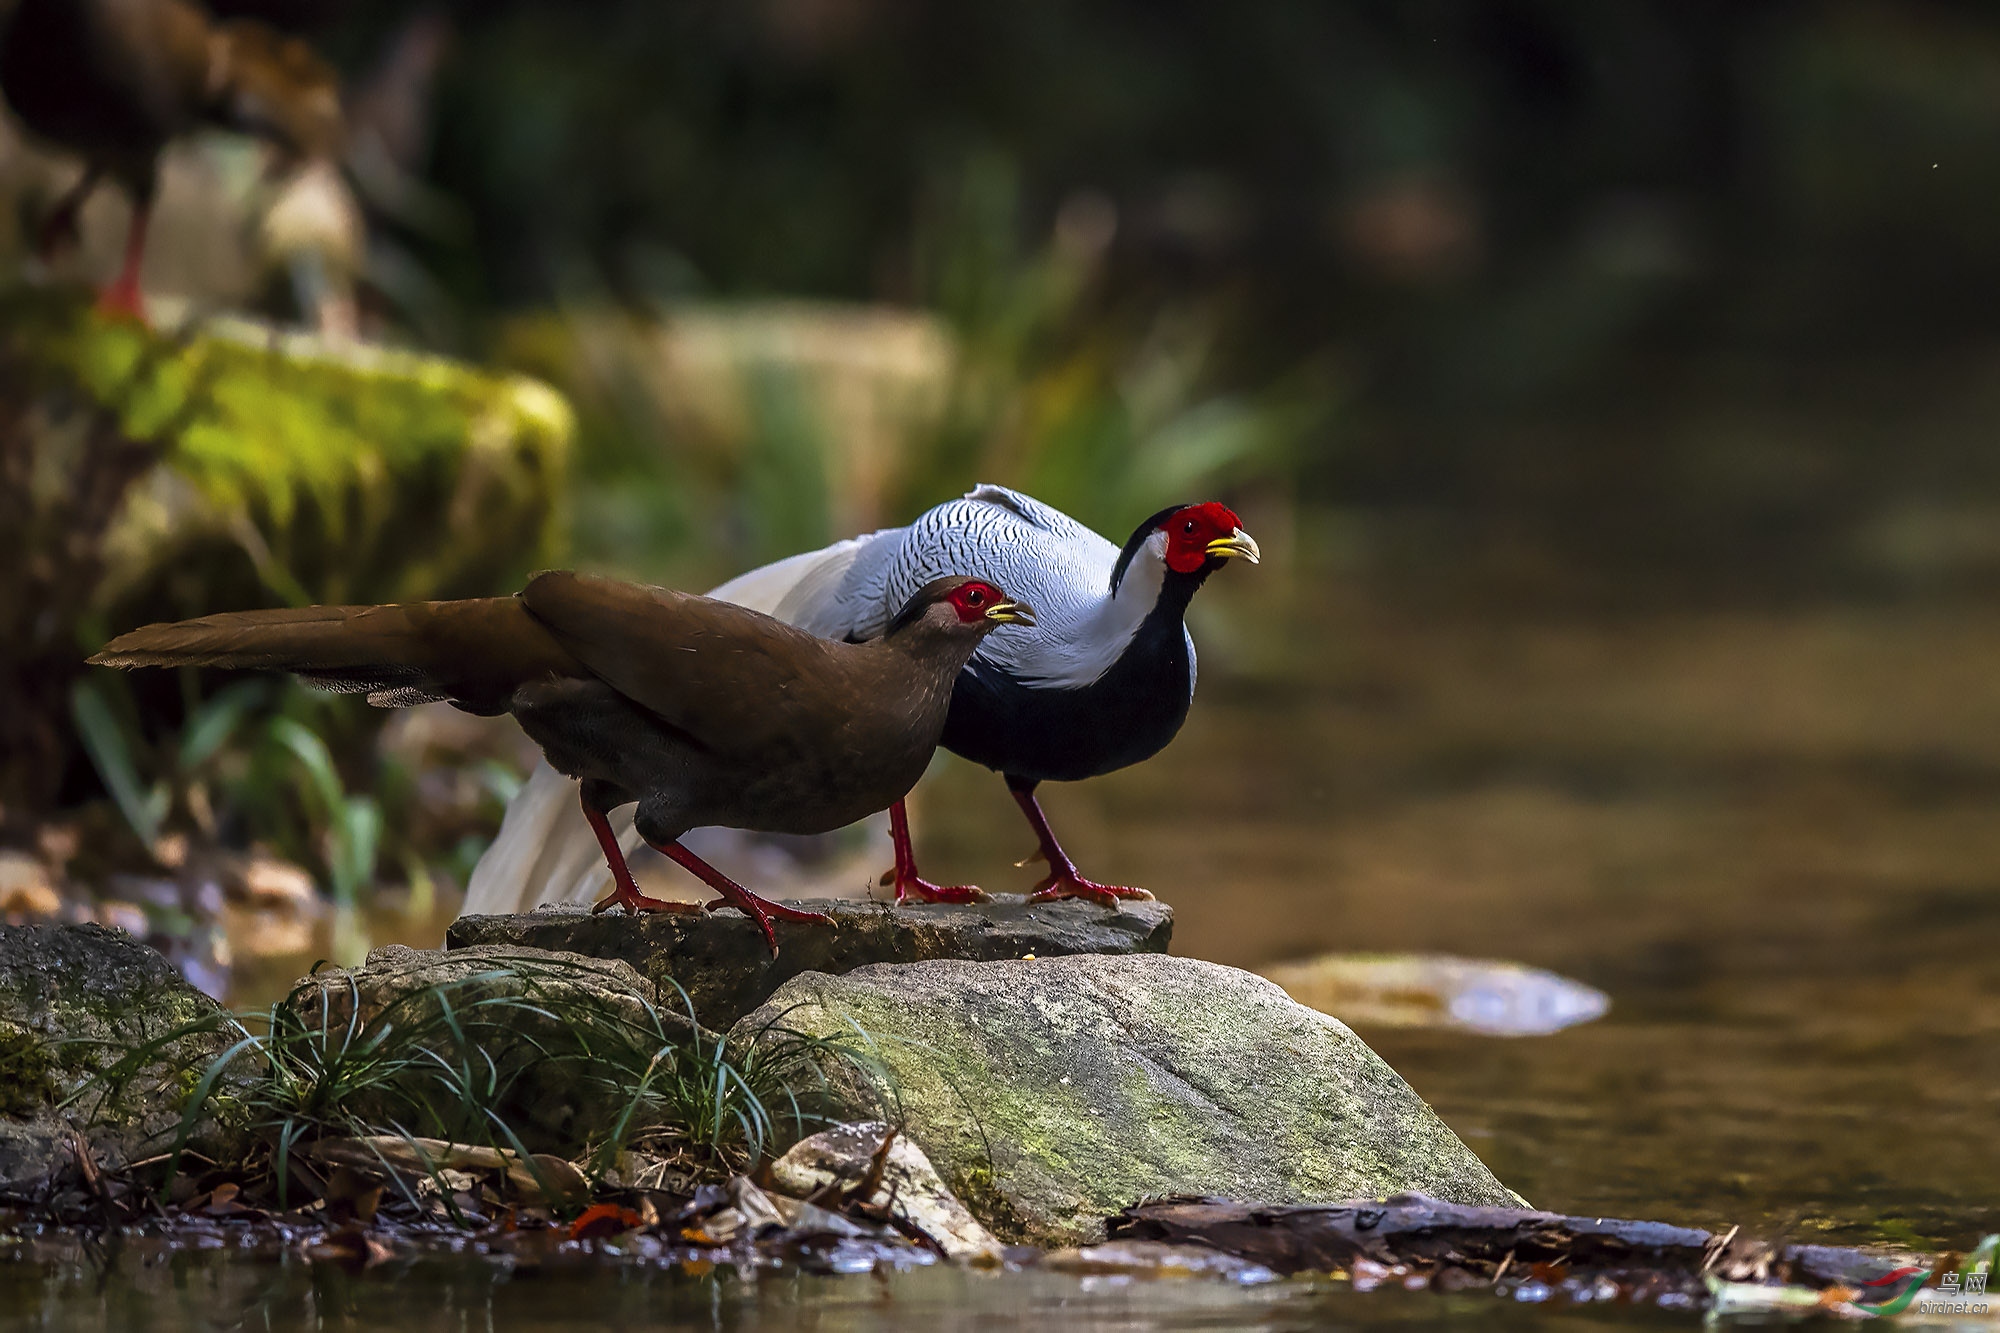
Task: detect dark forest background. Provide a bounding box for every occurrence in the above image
[263,0,2000,603]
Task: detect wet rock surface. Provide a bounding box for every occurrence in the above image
[1107,1194,1926,1311]
[446,896,1173,1028]
[294,942,678,1034]
[728,953,1519,1246]
[0,924,238,1191]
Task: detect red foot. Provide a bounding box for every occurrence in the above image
[94,201,150,324]
[695,882,832,955]
[880,799,986,905]
[582,799,699,917]
[1006,779,1154,910]
[576,793,831,955]
[1027,871,1155,910]
[878,867,987,905]
[658,840,829,956]
[590,882,703,916]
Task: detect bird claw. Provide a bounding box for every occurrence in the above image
[716,892,833,957]
[591,885,702,916]
[1027,874,1155,910]
[882,870,988,906]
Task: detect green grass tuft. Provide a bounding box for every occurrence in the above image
[95,955,888,1212]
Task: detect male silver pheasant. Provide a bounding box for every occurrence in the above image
[465,485,1256,913]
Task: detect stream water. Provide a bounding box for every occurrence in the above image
[7,586,1998,1329]
[2,1231,1713,1331]
[920,588,2000,1246]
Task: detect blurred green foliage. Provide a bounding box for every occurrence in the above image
[27,297,574,617]
[499,154,1328,584]
[321,2,2000,366]
[269,717,378,965]
[2,290,570,913]
[68,677,272,851]
[64,661,481,959]
[298,0,2000,592]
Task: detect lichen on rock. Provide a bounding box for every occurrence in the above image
[0,1020,56,1118]
[730,953,1520,1246]
[0,923,242,1189]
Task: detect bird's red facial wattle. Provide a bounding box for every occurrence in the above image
[1160,502,1261,574]
[944,580,1034,626]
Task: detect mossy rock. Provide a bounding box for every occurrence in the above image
[0,1020,56,1118]
[6,287,574,616]
[0,924,245,1187]
[730,954,1521,1246]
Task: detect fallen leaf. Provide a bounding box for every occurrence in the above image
[569,1203,643,1241]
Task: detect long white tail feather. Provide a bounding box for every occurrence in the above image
[463,532,895,918]
[707,536,865,618]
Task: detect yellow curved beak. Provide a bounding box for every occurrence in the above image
[1205,528,1261,564]
[985,598,1035,627]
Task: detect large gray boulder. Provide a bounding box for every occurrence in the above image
[448,896,1172,1028]
[0,924,237,1191]
[730,953,1518,1246]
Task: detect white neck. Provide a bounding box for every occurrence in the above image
[1011,530,1170,689]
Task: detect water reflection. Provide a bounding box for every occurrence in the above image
[1260,953,1610,1036]
[0,1236,1700,1331]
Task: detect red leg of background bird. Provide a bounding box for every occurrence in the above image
[37,164,102,259]
[1008,780,1156,908]
[94,202,150,321]
[654,838,832,955]
[584,801,700,917]
[879,799,987,905]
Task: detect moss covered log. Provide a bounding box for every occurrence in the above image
[0,288,575,824]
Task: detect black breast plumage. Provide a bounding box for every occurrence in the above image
[939,578,1197,783]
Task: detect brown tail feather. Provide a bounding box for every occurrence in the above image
[89,597,580,714]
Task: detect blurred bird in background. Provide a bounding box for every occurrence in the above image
[0,0,345,321]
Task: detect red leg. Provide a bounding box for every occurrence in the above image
[584,799,700,918]
[95,201,150,322]
[1007,778,1154,908]
[654,839,832,957]
[878,800,986,905]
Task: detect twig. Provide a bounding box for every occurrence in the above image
[1702,1223,1741,1273]
[1491,1250,1514,1285]
[68,1132,116,1218]
[848,1125,898,1207]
